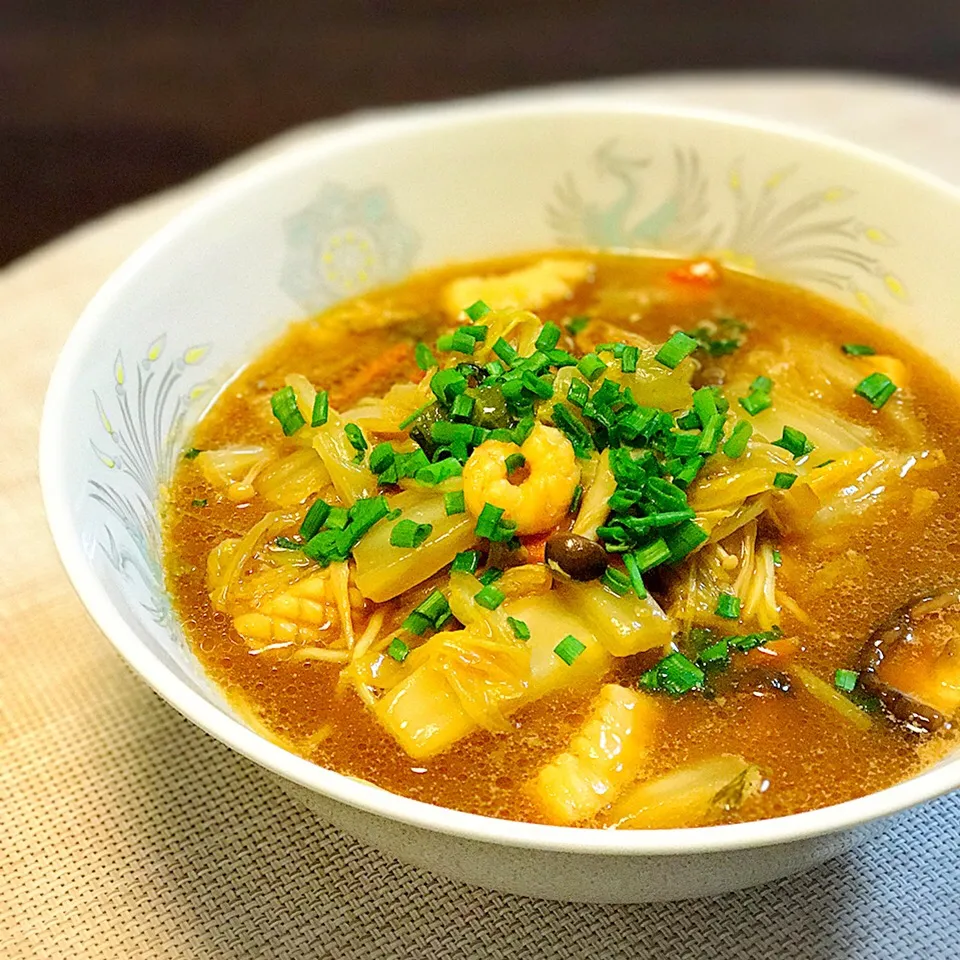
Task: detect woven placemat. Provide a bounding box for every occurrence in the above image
[5,73,960,959]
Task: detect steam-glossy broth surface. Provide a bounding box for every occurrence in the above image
[164,253,960,825]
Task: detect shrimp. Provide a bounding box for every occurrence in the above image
[462,423,580,535]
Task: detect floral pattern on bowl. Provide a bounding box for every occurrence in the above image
[548,140,906,316]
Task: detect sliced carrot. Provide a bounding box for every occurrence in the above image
[666,258,722,287]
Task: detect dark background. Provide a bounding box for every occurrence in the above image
[3,0,960,266]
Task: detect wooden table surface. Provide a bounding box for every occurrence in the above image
[3,0,960,267]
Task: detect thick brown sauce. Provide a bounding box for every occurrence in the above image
[164,252,960,825]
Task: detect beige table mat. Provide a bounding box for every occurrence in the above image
[5,73,960,959]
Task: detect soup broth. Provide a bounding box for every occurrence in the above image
[164,252,960,828]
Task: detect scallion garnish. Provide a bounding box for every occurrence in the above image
[344,423,367,459]
[191,498,207,508]
[451,550,481,574]
[738,389,772,416]
[475,583,506,610]
[566,315,590,335]
[723,420,753,458]
[842,344,876,356]
[535,322,562,352]
[274,536,301,550]
[773,472,797,489]
[387,637,410,663]
[415,342,437,370]
[577,353,607,382]
[464,299,491,321]
[715,592,741,619]
[569,483,584,514]
[697,638,730,669]
[654,331,699,369]
[772,425,814,459]
[751,375,773,394]
[630,539,671,573]
[270,385,306,436]
[834,668,858,692]
[600,566,631,597]
[554,634,586,666]
[300,499,332,540]
[640,652,704,696]
[444,490,466,515]
[772,549,782,566]
[492,337,519,366]
[311,390,329,427]
[475,503,505,539]
[390,519,432,549]
[505,453,526,475]
[620,345,638,373]
[855,371,898,409]
[507,617,531,641]
[183,447,202,460]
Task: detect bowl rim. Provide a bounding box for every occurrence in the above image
[40,94,960,857]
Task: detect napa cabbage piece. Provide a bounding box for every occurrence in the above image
[196,446,275,501]
[373,579,610,759]
[601,755,763,829]
[572,449,615,540]
[441,258,592,317]
[311,412,379,506]
[531,684,659,825]
[352,487,476,601]
[254,448,331,507]
[553,578,675,656]
[667,521,778,631]
[688,442,794,512]
[772,446,944,540]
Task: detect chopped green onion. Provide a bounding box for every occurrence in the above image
[475,503,505,539]
[772,549,782,566]
[692,386,719,428]
[450,392,475,421]
[387,637,410,663]
[576,352,606,382]
[715,592,741,619]
[324,506,350,530]
[300,499,332,540]
[698,638,730,669]
[274,536,301,550]
[416,589,451,628]
[569,483,584,514]
[478,567,503,586]
[842,344,876,356]
[554,635,586,666]
[738,389,772,416]
[398,401,433,431]
[311,390,329,427]
[664,520,709,562]
[344,423,367,458]
[505,453,526,475]
[521,371,554,399]
[444,490,466,515]
[447,329,478,354]
[183,447,202,460]
[654,331,699,369]
[601,566,631,597]
[512,417,536,445]
[369,442,396,475]
[567,379,590,409]
[270,385,306,436]
[551,404,594,456]
[751,375,773,394]
[535,322,562,352]
[641,652,704,696]
[430,368,468,405]
[566,315,590,335]
[492,337,519,366]
[855,372,898,409]
[772,425,814,459]
[474,584,506,610]
[630,539,670,573]
[460,325,489,342]
[834,668,859,692]
[390,519,432,549]
[415,342,437,370]
[728,628,781,652]
[723,420,753,458]
[451,550,481,574]
[696,414,725,455]
[464,299,491,321]
[773,472,797,489]
[415,457,463,486]
[191,498,207,508]
[620,345,638,373]
[507,617,530,641]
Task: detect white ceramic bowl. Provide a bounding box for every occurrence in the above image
[40,97,960,903]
